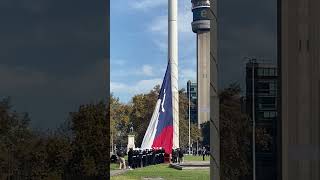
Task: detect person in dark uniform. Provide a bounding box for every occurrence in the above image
[171,149,176,163]
[202,147,206,161]
[174,149,178,163]
[132,150,137,168]
[178,148,184,164]
[128,148,133,169]
[111,154,118,163]
[138,149,143,168]
[116,148,126,169]
[142,150,147,167]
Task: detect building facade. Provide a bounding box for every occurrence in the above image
[187,81,198,124]
[280,0,320,179]
[209,0,220,179]
[246,62,278,180]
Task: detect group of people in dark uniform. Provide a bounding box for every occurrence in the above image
[127,148,165,169]
[111,146,210,170]
[171,148,184,163]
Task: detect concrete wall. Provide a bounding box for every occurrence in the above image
[210,0,220,179]
[197,32,210,128]
[281,0,320,179]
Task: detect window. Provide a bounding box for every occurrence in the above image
[269,69,275,76]
[264,111,277,118]
[258,69,264,76]
[257,82,270,93]
[258,82,269,90]
[257,97,276,109]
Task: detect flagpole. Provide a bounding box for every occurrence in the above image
[169,0,179,150]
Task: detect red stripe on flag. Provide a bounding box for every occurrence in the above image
[152,126,173,154]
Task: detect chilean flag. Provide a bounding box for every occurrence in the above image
[141,63,173,154]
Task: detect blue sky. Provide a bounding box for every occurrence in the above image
[0,0,276,129]
[111,0,197,103]
[110,0,277,103]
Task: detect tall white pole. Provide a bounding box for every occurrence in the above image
[169,0,179,149]
[188,82,191,155]
[252,61,256,180]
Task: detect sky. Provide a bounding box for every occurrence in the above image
[111,0,197,103]
[111,0,277,103]
[0,0,277,129]
[0,0,107,129]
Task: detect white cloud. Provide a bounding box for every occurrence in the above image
[134,79,162,92]
[111,78,162,102]
[131,0,167,10]
[111,64,159,79]
[111,59,126,66]
[110,81,129,93]
[148,2,195,54]
[180,68,196,81]
[112,1,197,101]
[142,65,154,76]
[149,15,167,35]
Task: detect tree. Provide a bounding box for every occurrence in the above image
[110,94,132,148]
[129,85,160,146]
[0,97,38,179]
[68,101,108,177]
[220,83,251,180]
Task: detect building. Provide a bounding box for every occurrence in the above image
[246,61,278,180]
[209,0,220,179]
[187,80,198,124]
[280,0,320,179]
[191,0,211,129]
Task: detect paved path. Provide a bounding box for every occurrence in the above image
[110,169,129,176]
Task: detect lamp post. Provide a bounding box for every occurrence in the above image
[244,57,256,180]
[188,81,191,155]
[251,59,256,180]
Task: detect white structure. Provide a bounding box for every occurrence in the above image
[127,134,135,152]
[169,0,179,149]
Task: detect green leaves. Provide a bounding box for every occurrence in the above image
[0,98,109,178]
[220,84,251,179]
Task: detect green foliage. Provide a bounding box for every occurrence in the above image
[110,85,200,149]
[110,94,132,147]
[68,102,109,177]
[129,85,160,146]
[220,83,251,179]
[178,89,200,147]
[0,98,109,179]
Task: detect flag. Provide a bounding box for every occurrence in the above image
[141,62,173,154]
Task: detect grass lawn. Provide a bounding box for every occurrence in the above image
[111,164,209,180]
[110,155,128,170]
[110,163,119,170]
[183,154,209,162]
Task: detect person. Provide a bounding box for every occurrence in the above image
[178,148,184,164]
[111,154,118,163]
[202,147,206,161]
[117,148,126,169]
[132,150,138,168]
[128,148,133,170]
